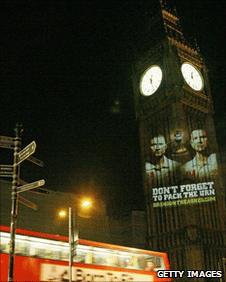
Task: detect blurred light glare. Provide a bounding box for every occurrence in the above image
[81,199,92,209]
[58,209,67,218]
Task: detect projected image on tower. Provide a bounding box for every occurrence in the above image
[145,128,218,207]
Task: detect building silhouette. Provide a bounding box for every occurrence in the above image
[0,180,146,250]
[132,0,225,279]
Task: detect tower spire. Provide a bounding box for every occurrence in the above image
[159,0,199,54]
[159,0,185,42]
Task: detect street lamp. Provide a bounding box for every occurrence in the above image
[80,198,92,209]
[58,198,93,282]
[58,209,67,218]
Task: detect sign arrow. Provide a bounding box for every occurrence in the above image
[17,179,45,193]
[17,141,36,165]
[18,179,27,186]
[19,178,49,194]
[29,187,49,194]
[0,135,14,149]
[27,156,44,167]
[18,195,38,210]
[0,164,13,171]
[0,173,13,178]
[0,141,14,149]
[0,135,14,143]
[0,165,13,178]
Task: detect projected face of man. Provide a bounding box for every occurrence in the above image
[150,135,167,157]
[190,129,208,152]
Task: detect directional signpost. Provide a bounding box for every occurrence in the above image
[2,124,46,282]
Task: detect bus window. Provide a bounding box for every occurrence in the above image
[118,255,129,268]
[92,251,105,265]
[74,251,85,263]
[126,255,140,269]
[0,232,9,253]
[85,252,93,264]
[60,249,68,261]
[15,240,28,255]
[105,254,119,267]
[144,260,157,271]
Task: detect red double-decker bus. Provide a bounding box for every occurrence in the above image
[0,225,170,281]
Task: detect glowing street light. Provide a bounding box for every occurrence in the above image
[58,197,94,282]
[80,198,92,209]
[58,209,67,218]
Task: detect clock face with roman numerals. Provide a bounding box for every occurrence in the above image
[140,65,163,96]
[181,62,204,91]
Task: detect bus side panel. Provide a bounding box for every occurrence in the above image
[0,254,170,282]
[0,254,41,282]
[0,254,8,281]
[14,255,41,281]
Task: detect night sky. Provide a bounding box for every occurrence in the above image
[1,0,226,215]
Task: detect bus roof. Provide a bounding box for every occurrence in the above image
[0,224,169,259]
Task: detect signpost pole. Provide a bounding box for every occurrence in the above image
[8,123,23,282]
[69,207,73,282]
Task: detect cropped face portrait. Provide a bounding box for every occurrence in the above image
[190,129,208,152]
[150,135,167,157]
[181,128,218,181]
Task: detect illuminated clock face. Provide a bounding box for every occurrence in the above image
[181,62,203,91]
[140,65,163,96]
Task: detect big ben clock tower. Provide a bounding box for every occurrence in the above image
[133,0,225,278]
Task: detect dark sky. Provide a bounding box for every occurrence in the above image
[1,0,226,215]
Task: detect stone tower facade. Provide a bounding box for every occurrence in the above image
[132,0,225,279]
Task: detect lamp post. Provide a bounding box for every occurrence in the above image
[58,198,93,282]
[68,207,73,282]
